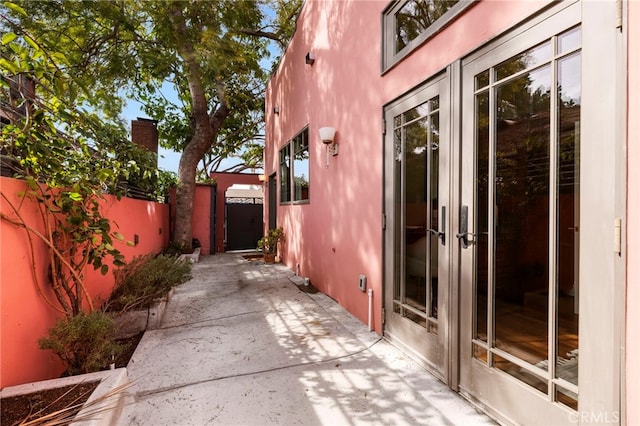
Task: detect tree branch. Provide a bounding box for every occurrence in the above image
[238,28,284,46]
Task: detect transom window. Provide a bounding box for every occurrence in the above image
[382,0,471,71]
[279,127,309,204]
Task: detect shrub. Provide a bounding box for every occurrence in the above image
[257,227,285,254]
[39,312,123,376]
[105,254,192,313]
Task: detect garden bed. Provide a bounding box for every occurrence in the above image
[1,368,129,426]
[1,330,142,425]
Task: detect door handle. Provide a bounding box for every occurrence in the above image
[456,205,475,249]
[427,206,446,245]
[426,228,445,245]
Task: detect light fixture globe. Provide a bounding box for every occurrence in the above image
[319,127,336,145]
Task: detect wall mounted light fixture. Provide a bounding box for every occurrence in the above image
[319,126,337,168]
[305,52,315,66]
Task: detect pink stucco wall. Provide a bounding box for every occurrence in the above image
[185,174,261,255]
[265,0,549,334]
[0,176,170,387]
[267,0,638,418]
[192,184,212,255]
[266,0,384,332]
[627,1,639,423]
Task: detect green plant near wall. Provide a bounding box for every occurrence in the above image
[38,311,123,376]
[104,254,192,313]
[257,227,285,255]
[0,4,177,379]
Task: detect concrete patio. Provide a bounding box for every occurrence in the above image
[121,253,493,425]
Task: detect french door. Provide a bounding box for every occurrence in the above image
[458,2,622,424]
[384,72,452,381]
[384,1,623,424]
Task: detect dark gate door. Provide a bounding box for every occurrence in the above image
[226,200,263,251]
[268,173,277,230]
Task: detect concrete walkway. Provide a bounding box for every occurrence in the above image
[121,254,493,425]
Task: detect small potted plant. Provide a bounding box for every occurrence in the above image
[257,227,285,263]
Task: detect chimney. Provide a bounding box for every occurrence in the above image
[4,74,36,120]
[131,118,159,156]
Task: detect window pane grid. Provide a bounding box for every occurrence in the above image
[393,94,439,334]
[293,129,310,202]
[472,27,580,405]
[279,145,291,203]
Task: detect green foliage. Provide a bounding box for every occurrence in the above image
[161,241,185,257]
[105,254,192,313]
[38,311,123,376]
[2,0,301,253]
[257,226,285,254]
[0,10,175,317]
[0,30,133,317]
[154,169,178,202]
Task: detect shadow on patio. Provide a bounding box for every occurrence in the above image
[121,254,492,425]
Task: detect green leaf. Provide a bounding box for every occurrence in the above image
[23,35,40,52]
[114,232,125,241]
[1,32,17,45]
[0,58,19,74]
[3,2,27,17]
[68,192,83,201]
[100,264,109,275]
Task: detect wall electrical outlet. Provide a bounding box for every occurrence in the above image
[358,274,367,292]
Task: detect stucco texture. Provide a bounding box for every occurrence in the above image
[265,0,549,335]
[0,177,170,387]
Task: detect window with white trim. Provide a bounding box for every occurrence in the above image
[279,127,309,204]
[382,0,472,71]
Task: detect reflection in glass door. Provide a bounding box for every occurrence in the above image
[460,18,582,424]
[384,74,450,379]
[394,96,441,334]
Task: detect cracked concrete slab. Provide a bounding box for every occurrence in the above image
[121,254,493,426]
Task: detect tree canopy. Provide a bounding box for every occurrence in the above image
[2,0,302,250]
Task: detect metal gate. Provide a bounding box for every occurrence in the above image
[225,197,263,251]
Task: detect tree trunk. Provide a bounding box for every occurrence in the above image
[174,132,206,252]
[167,5,231,252]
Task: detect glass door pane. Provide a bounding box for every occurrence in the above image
[555,47,580,409]
[469,24,581,405]
[494,65,551,367]
[384,74,449,379]
[395,97,440,332]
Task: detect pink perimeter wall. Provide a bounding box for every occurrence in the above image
[265,0,548,333]
[192,184,212,254]
[627,0,639,423]
[186,174,261,255]
[0,177,170,387]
